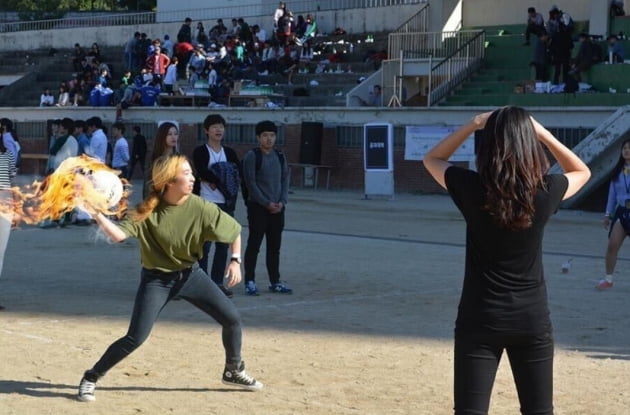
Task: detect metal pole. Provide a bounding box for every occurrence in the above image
[427,54,432,107]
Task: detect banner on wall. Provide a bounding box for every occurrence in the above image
[404,126,475,162]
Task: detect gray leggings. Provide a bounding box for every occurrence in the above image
[0,189,13,278]
[87,266,242,380]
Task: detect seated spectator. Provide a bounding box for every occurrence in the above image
[611,0,625,17]
[296,14,317,46]
[121,70,132,87]
[115,86,142,120]
[72,78,88,106]
[570,33,596,81]
[72,43,86,72]
[369,84,382,106]
[97,68,109,88]
[140,81,161,106]
[253,24,267,44]
[295,15,307,39]
[56,85,70,107]
[40,88,54,107]
[607,34,626,63]
[365,49,387,69]
[87,42,102,63]
[523,7,544,46]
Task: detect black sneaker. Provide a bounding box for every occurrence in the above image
[269,282,293,294]
[218,284,234,298]
[222,361,263,391]
[77,376,96,402]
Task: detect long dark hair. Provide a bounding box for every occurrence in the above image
[151,122,178,162]
[609,139,630,180]
[476,106,549,230]
[0,117,18,141]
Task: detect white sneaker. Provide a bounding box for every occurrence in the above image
[77,377,96,402]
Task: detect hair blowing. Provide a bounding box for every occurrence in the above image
[129,154,188,222]
[476,106,549,230]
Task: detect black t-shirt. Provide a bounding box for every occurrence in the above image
[445,166,568,335]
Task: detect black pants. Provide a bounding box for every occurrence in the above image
[86,266,242,380]
[534,63,549,82]
[128,156,145,179]
[553,59,570,84]
[454,331,554,415]
[244,203,284,285]
[199,203,234,285]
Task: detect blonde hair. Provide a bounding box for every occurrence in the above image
[129,154,189,221]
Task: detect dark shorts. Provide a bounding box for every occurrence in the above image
[610,206,630,237]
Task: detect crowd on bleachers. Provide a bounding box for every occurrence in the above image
[526,4,627,93]
[35,1,389,110]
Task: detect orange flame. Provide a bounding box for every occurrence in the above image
[8,155,131,225]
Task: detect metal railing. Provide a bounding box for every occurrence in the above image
[427,30,485,106]
[0,0,425,33]
[388,30,483,61]
[392,1,429,33]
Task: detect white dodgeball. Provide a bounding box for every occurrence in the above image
[89,170,124,207]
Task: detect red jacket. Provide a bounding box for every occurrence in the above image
[146,52,171,75]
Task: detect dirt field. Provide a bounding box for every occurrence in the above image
[1,183,629,415]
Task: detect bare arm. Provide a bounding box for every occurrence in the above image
[530,117,591,200]
[92,212,128,242]
[422,112,491,189]
[224,234,242,287]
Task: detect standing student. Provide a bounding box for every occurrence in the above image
[422,106,590,415]
[0,138,16,310]
[599,139,630,290]
[193,114,240,298]
[77,154,262,402]
[85,117,108,163]
[0,118,20,167]
[242,121,291,296]
[128,125,147,179]
[111,122,130,179]
[142,121,179,198]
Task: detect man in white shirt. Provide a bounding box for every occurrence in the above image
[85,116,108,163]
[111,121,130,179]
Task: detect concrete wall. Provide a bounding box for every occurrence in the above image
[9,106,615,193]
[462,0,593,28]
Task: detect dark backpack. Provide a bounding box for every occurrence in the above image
[209,161,240,211]
[241,147,285,206]
[564,74,579,93]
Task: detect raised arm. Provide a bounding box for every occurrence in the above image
[530,117,591,200]
[422,112,491,189]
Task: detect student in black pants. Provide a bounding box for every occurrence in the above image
[423,107,590,414]
[241,120,292,296]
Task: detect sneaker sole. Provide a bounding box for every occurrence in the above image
[77,394,95,402]
[221,379,264,391]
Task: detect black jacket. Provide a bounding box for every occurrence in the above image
[192,144,239,196]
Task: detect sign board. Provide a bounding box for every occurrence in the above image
[364,123,393,171]
[404,126,475,161]
[364,123,394,198]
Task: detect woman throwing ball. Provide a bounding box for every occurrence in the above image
[77,153,262,402]
[423,107,590,415]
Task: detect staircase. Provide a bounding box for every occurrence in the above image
[440,23,630,107]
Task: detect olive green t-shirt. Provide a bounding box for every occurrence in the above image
[117,194,241,272]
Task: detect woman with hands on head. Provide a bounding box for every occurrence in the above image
[76,153,262,403]
[599,139,630,290]
[423,106,590,415]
